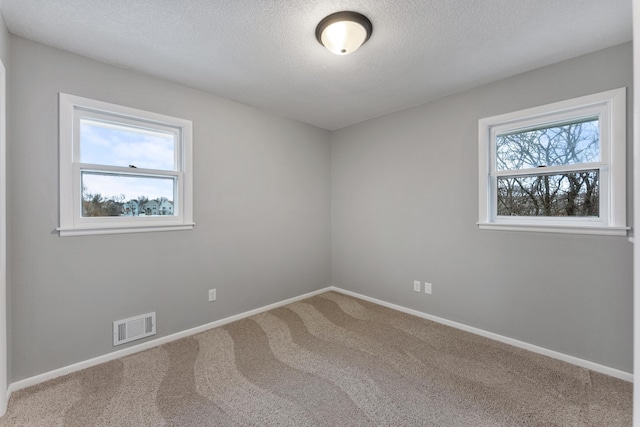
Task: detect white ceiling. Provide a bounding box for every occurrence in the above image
[0,0,632,130]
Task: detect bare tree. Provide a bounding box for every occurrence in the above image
[82,187,124,217]
[495,119,599,217]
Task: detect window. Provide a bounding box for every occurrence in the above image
[478,88,627,235]
[58,93,194,236]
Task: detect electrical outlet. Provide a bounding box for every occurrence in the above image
[208,289,217,302]
[413,280,421,292]
[424,282,432,295]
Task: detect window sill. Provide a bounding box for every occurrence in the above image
[477,222,629,236]
[57,223,195,237]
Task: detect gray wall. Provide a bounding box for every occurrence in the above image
[331,42,634,372]
[0,11,9,400]
[6,33,633,381]
[8,36,331,382]
[0,15,9,65]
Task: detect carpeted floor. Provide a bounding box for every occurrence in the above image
[0,291,632,426]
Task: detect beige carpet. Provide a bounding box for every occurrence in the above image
[0,291,631,426]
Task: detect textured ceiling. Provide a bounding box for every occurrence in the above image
[0,0,632,130]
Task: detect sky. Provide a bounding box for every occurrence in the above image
[82,173,174,202]
[496,119,599,171]
[80,119,177,201]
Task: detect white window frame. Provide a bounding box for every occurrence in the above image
[478,88,627,236]
[58,93,194,237]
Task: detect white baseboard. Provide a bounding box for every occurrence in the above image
[8,286,333,395]
[7,284,632,399]
[329,286,633,383]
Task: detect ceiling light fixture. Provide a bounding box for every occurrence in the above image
[315,11,372,55]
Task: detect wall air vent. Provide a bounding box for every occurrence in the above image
[113,312,156,346]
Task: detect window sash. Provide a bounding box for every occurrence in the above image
[492,168,605,223]
[492,117,601,171]
[75,108,181,172]
[72,165,186,225]
[77,166,181,218]
[489,107,609,172]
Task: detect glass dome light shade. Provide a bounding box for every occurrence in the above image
[316,11,372,56]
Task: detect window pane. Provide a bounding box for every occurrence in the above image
[80,118,176,170]
[82,172,176,217]
[497,170,599,217]
[496,118,599,171]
